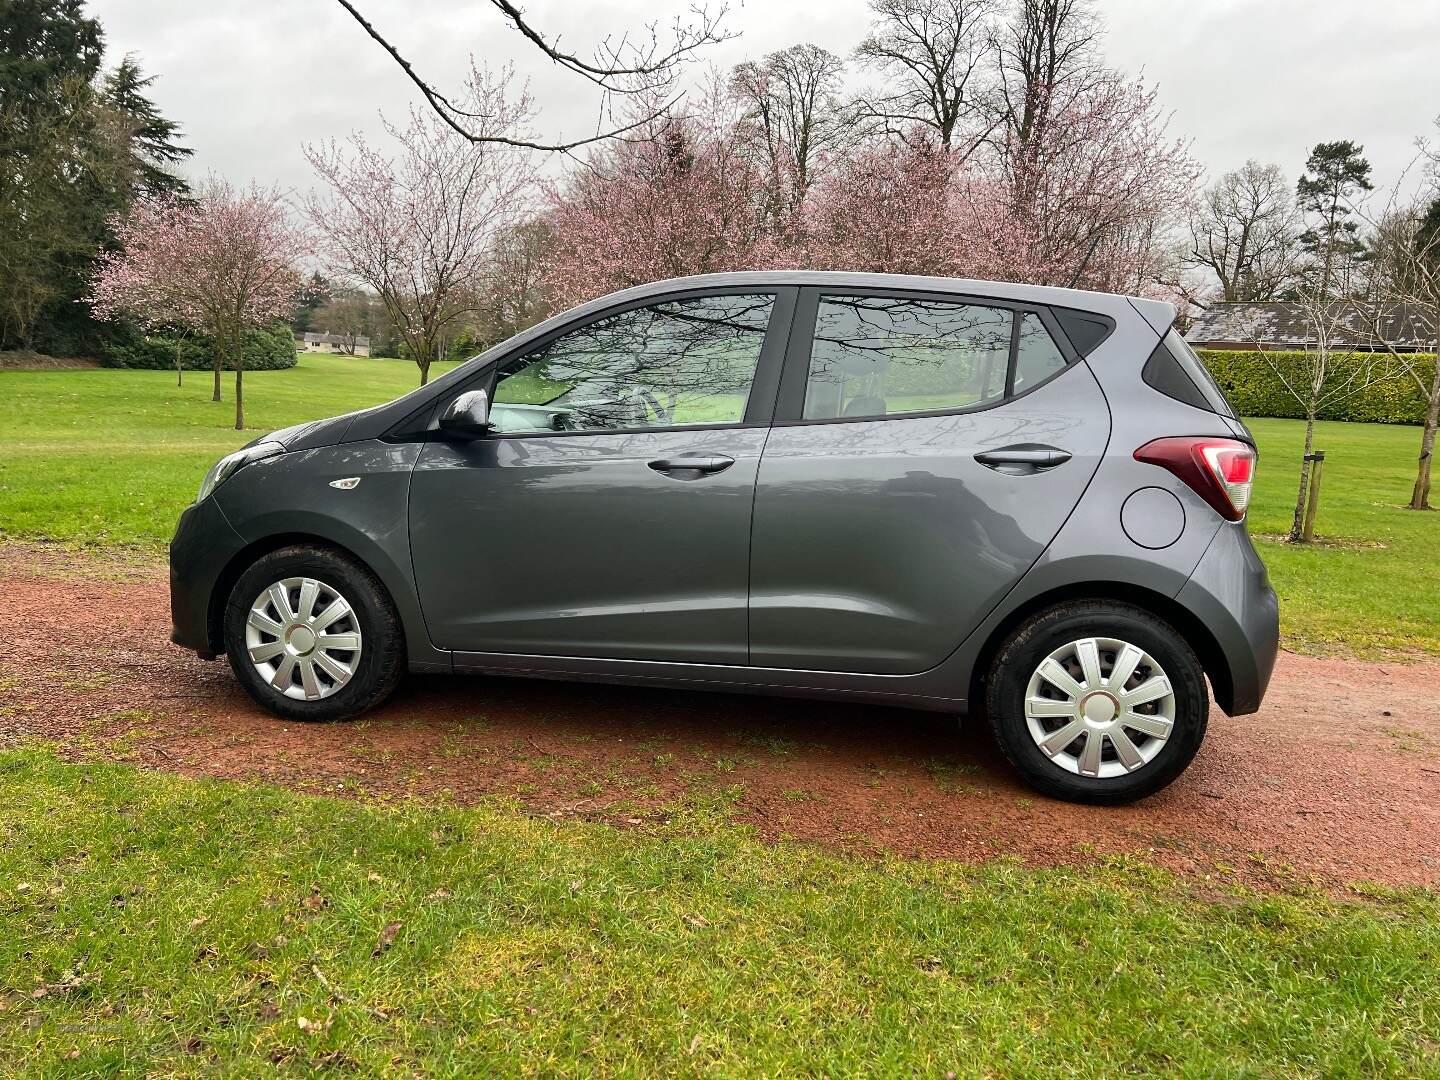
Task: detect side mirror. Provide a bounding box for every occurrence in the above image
[439,389,491,439]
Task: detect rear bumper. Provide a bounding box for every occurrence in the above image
[1176,522,1279,715]
[169,496,247,658]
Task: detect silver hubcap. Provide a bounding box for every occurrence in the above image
[245,577,362,701]
[1024,637,1176,779]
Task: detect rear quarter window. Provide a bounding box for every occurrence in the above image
[1144,330,1238,418]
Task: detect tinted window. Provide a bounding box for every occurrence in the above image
[1166,330,1237,418]
[802,296,1013,420]
[1013,313,1068,392]
[490,294,774,433]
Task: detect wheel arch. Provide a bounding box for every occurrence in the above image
[206,533,407,659]
[967,581,1236,716]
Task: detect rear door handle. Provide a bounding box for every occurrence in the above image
[648,454,735,475]
[974,444,1072,473]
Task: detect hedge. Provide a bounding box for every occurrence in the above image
[1198,349,1436,425]
[102,325,297,372]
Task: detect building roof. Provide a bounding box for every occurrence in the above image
[1186,302,1435,350]
[299,331,370,346]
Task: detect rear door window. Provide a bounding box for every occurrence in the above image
[800,295,1073,421]
[1013,312,1069,393]
[803,296,1011,420]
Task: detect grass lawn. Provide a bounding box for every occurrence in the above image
[0,355,459,548]
[1244,418,1440,656]
[0,746,1436,1077]
[1,359,1437,656]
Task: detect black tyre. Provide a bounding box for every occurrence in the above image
[222,545,405,722]
[985,601,1208,805]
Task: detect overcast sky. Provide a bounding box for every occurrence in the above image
[89,0,1440,202]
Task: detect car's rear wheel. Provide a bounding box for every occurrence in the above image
[985,601,1208,804]
[222,545,404,722]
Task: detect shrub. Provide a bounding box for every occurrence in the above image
[102,325,298,371]
[1198,349,1436,425]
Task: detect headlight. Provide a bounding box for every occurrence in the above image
[196,441,284,504]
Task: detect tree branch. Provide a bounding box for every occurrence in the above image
[332,0,730,152]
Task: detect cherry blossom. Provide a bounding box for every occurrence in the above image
[89,179,307,429]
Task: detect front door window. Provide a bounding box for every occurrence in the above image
[490,293,776,434]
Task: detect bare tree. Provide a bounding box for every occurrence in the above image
[730,43,848,215]
[1356,195,1440,509]
[1188,161,1301,302]
[478,217,556,344]
[852,0,998,154]
[315,288,383,355]
[332,0,731,152]
[304,68,537,385]
[1241,293,1406,540]
[992,0,1104,180]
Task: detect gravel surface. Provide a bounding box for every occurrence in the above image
[2,542,1436,890]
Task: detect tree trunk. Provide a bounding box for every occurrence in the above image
[212,341,222,402]
[1411,326,1440,512]
[175,337,183,387]
[1288,411,1317,543]
[233,334,245,431]
[419,357,431,386]
[1412,367,1439,511]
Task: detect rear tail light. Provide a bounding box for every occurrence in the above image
[1133,437,1256,522]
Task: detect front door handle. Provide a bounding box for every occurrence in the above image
[648,454,735,476]
[974,444,1072,474]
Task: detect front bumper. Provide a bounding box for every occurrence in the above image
[169,495,247,658]
[1176,522,1280,715]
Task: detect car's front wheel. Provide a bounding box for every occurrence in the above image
[985,601,1209,804]
[222,545,404,722]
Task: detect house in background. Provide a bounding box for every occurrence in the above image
[1186,301,1434,352]
[296,331,371,357]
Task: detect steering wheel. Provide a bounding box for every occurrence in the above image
[618,385,674,425]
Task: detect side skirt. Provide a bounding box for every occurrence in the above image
[442,650,967,714]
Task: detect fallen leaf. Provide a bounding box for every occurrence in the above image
[189,915,209,929]
[372,921,402,956]
[683,914,709,929]
[687,1034,702,1055]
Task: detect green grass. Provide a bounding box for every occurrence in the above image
[1,747,1436,1077]
[1,359,1437,655]
[0,355,458,547]
[1244,418,1440,655]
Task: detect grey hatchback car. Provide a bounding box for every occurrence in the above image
[170,272,1278,804]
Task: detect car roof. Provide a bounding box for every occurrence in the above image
[583,271,1176,336]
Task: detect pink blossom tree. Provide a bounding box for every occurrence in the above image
[544,97,774,309]
[994,76,1199,292]
[90,179,307,429]
[86,197,197,388]
[304,66,537,386]
[798,142,961,276]
[541,67,1197,304]
[796,76,1196,291]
